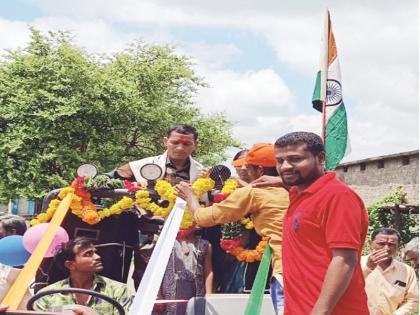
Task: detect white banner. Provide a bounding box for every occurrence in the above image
[128,198,187,315]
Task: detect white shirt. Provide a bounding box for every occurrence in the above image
[361,255,418,315]
[129,151,203,183]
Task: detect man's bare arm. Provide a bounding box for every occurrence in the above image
[116,163,134,179]
[251,175,289,190]
[311,248,358,315]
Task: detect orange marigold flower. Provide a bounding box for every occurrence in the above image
[83,210,100,225]
[236,251,248,261]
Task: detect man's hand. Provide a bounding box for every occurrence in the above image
[175,182,201,216]
[251,175,287,189]
[0,305,8,312]
[199,168,210,178]
[175,182,196,202]
[366,248,389,270]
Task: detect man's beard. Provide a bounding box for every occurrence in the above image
[280,172,305,186]
[280,170,320,187]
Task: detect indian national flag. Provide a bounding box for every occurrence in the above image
[312,10,350,170]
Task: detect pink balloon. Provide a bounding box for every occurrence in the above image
[23,223,69,258]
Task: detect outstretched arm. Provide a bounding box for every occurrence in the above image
[176,182,255,227]
[311,248,358,315]
[251,175,289,190]
[175,182,201,215]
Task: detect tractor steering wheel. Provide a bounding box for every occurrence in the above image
[27,288,125,315]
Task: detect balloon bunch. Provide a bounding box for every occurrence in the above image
[0,223,69,267]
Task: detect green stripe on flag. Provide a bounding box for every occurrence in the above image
[325,102,348,170]
[312,71,323,112]
[244,245,272,315]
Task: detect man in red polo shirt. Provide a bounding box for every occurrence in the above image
[274,131,369,315]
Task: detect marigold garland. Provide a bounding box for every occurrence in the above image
[221,178,238,194]
[31,177,134,226]
[221,237,269,263]
[240,217,254,230]
[218,178,266,261]
[30,174,253,233]
[135,178,215,229]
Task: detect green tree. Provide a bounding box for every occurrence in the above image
[367,187,418,245]
[0,29,238,201]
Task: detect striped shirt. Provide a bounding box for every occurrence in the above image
[34,274,133,314]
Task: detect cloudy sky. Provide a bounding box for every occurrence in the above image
[1,0,418,162]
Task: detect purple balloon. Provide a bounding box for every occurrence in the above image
[23,223,69,257]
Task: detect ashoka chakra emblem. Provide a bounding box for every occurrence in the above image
[326,79,342,106]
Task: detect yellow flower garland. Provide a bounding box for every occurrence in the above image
[30,175,251,230]
[30,198,61,226]
[221,179,238,194]
[220,179,254,230]
[135,178,215,229]
[240,217,254,230]
[31,188,135,226]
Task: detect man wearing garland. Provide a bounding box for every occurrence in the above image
[176,143,289,315]
[113,124,203,185]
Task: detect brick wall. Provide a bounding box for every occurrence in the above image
[336,152,419,206]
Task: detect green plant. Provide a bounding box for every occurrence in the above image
[0,28,239,201]
[367,187,418,245]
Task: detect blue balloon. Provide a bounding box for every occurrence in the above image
[0,235,31,266]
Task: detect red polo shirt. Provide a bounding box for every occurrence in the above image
[283,172,369,315]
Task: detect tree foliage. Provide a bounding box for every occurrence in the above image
[0,29,238,200]
[367,187,418,244]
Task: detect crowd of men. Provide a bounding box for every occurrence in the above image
[0,124,418,315]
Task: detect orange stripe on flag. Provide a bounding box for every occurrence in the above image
[328,12,337,66]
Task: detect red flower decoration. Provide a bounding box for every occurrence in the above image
[214,193,228,203]
[71,176,91,199]
[124,180,141,192]
[220,238,244,252]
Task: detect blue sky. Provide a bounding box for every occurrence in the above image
[0,0,418,162]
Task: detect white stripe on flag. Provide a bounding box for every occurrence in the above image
[128,198,186,315]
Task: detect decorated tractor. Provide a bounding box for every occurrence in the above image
[0,163,275,315]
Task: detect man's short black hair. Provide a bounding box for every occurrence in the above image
[371,227,401,243]
[233,149,249,161]
[167,124,198,140]
[54,237,94,272]
[0,214,27,236]
[275,131,325,156]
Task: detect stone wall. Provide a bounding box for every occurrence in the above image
[336,151,419,206]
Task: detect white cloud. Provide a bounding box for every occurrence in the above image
[179,42,242,70]
[33,17,138,53]
[196,68,295,121]
[0,19,31,53]
[0,0,417,161]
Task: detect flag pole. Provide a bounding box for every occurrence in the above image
[320,9,330,142]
